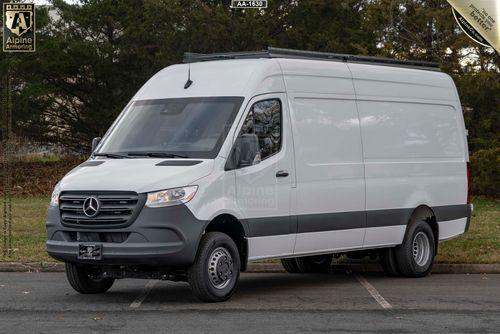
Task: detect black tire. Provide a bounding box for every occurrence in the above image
[281,258,300,273]
[188,232,240,302]
[380,247,400,276]
[395,220,435,277]
[65,263,115,294]
[295,254,333,273]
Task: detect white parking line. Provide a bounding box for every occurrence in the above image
[129,280,157,309]
[355,274,392,310]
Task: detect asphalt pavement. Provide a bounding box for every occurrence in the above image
[0,271,499,333]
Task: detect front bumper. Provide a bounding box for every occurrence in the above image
[46,203,207,267]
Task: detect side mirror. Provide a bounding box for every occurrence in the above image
[91,137,101,153]
[225,134,260,170]
[238,134,260,167]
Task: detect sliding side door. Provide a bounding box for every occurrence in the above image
[290,96,366,255]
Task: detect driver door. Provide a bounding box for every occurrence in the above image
[233,94,296,260]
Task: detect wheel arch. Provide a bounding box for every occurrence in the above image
[204,214,248,271]
[405,205,439,255]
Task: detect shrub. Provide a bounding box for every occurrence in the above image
[0,155,84,197]
[470,148,500,198]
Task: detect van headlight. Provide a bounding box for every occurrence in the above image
[50,183,61,206]
[145,186,198,208]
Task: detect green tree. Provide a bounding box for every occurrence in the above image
[365,0,499,152]
[5,0,499,159]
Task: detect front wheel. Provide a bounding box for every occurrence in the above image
[188,232,240,302]
[65,263,115,294]
[395,221,435,277]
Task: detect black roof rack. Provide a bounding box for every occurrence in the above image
[183,47,440,71]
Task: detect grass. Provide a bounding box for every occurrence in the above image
[1,197,52,262]
[0,197,498,264]
[436,197,500,264]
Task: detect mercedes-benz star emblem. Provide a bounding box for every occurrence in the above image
[82,196,100,218]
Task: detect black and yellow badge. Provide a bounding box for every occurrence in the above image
[3,3,35,52]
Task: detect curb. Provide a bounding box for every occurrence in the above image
[0,262,65,272]
[247,263,500,274]
[0,262,499,274]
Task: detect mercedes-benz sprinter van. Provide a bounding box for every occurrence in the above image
[46,48,472,302]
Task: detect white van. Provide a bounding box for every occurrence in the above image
[46,48,472,302]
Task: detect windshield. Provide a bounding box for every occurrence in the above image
[97,97,244,159]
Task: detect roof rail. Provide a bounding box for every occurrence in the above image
[183,50,270,62]
[183,47,440,71]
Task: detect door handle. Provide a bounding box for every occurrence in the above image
[276,170,289,178]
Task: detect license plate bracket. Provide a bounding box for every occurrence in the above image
[78,244,102,260]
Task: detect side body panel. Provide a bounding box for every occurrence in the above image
[348,63,469,246]
[279,59,367,256]
[242,59,469,260]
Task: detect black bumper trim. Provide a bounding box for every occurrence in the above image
[46,203,207,267]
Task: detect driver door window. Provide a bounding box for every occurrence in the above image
[236,99,282,167]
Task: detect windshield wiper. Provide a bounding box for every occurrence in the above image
[126,152,189,159]
[93,152,130,159]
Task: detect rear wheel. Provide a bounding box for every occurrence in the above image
[380,248,400,276]
[395,220,435,277]
[188,232,240,302]
[295,254,333,273]
[280,258,300,273]
[65,263,115,294]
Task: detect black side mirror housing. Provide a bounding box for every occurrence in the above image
[91,137,102,153]
[225,144,240,171]
[225,134,260,171]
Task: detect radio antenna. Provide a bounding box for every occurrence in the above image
[184,63,193,89]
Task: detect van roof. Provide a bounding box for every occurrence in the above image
[183,47,441,72]
[133,56,453,102]
[133,58,285,100]
[133,50,453,102]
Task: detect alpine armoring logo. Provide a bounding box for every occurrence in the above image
[3,3,35,52]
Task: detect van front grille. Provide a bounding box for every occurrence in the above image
[59,191,145,228]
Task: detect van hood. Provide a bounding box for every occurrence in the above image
[58,159,214,193]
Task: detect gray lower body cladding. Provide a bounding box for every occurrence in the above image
[46,204,207,267]
[243,204,472,237]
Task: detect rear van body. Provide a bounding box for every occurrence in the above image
[46,48,472,302]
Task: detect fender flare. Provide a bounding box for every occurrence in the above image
[403,205,439,254]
